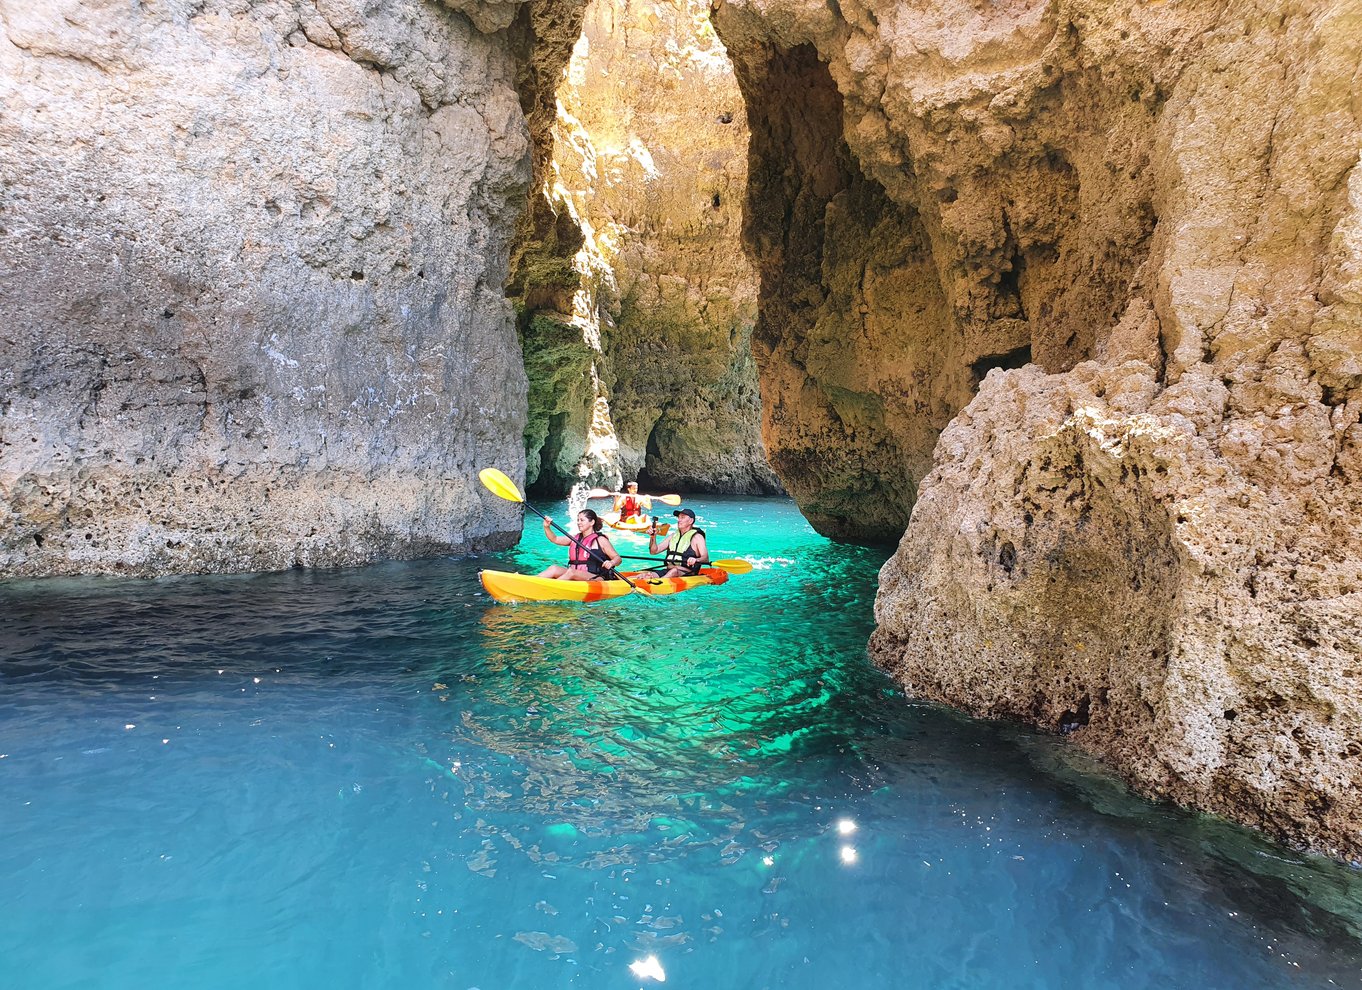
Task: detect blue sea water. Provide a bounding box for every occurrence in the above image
[1,496,1359,989]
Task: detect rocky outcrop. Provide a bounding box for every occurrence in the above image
[875,359,1362,860]
[510,0,779,494]
[0,0,554,575]
[713,0,1362,858]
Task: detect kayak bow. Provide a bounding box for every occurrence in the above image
[480,567,728,604]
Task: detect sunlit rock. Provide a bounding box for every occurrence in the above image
[510,0,780,494]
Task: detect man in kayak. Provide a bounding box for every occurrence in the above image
[537,509,624,581]
[643,508,709,578]
[612,481,652,524]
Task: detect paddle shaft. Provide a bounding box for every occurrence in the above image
[586,488,682,505]
[617,553,711,570]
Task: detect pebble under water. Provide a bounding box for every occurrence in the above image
[2,496,1360,989]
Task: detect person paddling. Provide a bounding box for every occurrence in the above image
[643,507,709,578]
[612,481,652,524]
[537,509,623,582]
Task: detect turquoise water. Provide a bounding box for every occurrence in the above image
[2,496,1360,989]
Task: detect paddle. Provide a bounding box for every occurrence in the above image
[616,554,754,574]
[586,487,683,506]
[479,468,652,599]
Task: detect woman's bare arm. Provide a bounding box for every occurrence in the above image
[542,518,570,546]
[598,536,622,570]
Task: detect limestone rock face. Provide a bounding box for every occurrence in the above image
[874,361,1362,860]
[713,0,1362,857]
[0,0,536,575]
[511,0,780,494]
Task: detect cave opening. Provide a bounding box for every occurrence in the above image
[971,344,1034,385]
[507,0,1159,542]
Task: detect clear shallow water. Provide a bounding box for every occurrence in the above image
[2,496,1360,989]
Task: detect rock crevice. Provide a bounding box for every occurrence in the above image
[508,0,779,495]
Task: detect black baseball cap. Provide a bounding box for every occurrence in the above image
[673,508,696,520]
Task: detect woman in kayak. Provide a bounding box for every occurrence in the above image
[612,481,651,523]
[537,508,624,581]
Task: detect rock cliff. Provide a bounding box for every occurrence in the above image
[0,0,550,575]
[713,0,1362,857]
[510,0,779,494]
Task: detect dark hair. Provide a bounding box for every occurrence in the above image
[579,508,603,533]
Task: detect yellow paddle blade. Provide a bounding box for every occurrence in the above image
[478,468,524,503]
[710,558,753,574]
[585,488,614,499]
[654,494,682,506]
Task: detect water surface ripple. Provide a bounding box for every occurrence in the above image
[2,497,1359,989]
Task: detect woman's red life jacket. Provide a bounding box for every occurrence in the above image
[568,530,605,574]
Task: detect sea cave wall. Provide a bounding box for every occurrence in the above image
[0,0,564,576]
[712,0,1362,858]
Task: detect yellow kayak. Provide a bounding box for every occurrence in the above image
[480,567,728,604]
[606,514,667,534]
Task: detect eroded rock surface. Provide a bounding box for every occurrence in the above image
[511,0,779,494]
[713,0,1362,857]
[0,0,541,575]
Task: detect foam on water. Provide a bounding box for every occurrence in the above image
[2,497,1360,989]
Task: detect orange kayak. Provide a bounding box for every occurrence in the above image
[606,514,667,533]
[479,567,728,603]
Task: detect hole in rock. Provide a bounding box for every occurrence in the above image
[1059,695,1091,734]
[507,0,768,500]
[970,344,1032,384]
